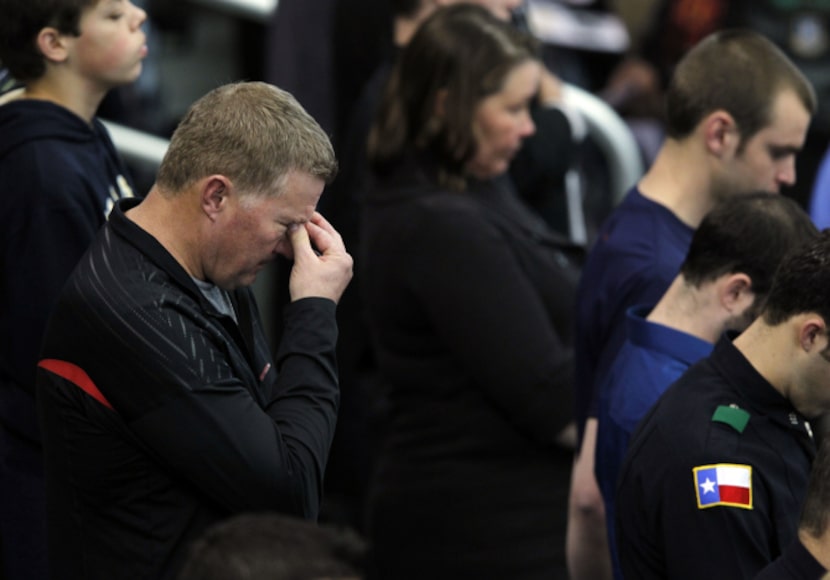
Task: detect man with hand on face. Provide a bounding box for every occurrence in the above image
[35,81,353,580]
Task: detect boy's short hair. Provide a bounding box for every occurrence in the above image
[0,0,97,82]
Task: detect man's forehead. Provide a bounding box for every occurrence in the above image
[747,91,810,147]
[768,89,812,129]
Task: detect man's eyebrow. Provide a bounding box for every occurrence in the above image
[768,144,801,156]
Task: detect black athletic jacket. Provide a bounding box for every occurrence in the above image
[36,198,340,579]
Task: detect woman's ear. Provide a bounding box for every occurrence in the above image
[433,88,448,119]
[421,88,449,140]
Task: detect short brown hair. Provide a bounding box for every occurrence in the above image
[666,29,816,143]
[761,229,830,327]
[157,82,337,197]
[680,193,816,297]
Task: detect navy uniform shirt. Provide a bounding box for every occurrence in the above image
[616,334,816,579]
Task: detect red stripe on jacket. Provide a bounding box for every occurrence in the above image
[38,359,113,410]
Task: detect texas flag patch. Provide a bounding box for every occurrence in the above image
[693,463,753,510]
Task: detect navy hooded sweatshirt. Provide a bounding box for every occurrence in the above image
[0,95,136,449]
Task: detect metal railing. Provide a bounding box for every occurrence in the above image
[561,83,644,205]
[185,0,278,24]
[101,120,169,171]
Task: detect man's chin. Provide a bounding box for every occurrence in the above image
[233,275,257,289]
[242,268,266,287]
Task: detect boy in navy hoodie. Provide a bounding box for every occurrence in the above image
[0,1,147,578]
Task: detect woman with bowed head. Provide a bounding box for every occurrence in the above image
[362,4,579,578]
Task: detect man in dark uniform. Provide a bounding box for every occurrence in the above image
[616,230,830,579]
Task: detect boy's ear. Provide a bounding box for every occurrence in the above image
[36,27,71,64]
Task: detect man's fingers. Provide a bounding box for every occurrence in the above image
[309,211,336,235]
[286,214,353,304]
[287,222,315,261]
[305,216,345,256]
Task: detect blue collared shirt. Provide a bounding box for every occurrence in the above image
[596,304,713,579]
[573,187,694,441]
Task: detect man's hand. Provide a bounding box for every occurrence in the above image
[287,212,353,303]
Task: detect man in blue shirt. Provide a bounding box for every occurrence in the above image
[566,29,817,579]
[595,193,818,579]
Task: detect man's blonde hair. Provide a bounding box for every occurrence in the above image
[157,82,337,197]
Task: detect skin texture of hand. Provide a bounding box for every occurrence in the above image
[287,212,354,303]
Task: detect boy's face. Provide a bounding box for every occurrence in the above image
[68,0,147,89]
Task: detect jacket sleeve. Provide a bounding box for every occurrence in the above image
[126,298,338,520]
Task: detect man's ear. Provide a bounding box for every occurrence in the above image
[702,110,739,158]
[800,316,829,353]
[721,273,753,312]
[201,176,231,221]
[36,27,71,64]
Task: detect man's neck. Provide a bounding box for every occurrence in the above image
[732,319,792,402]
[126,188,203,281]
[638,138,715,229]
[647,276,721,344]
